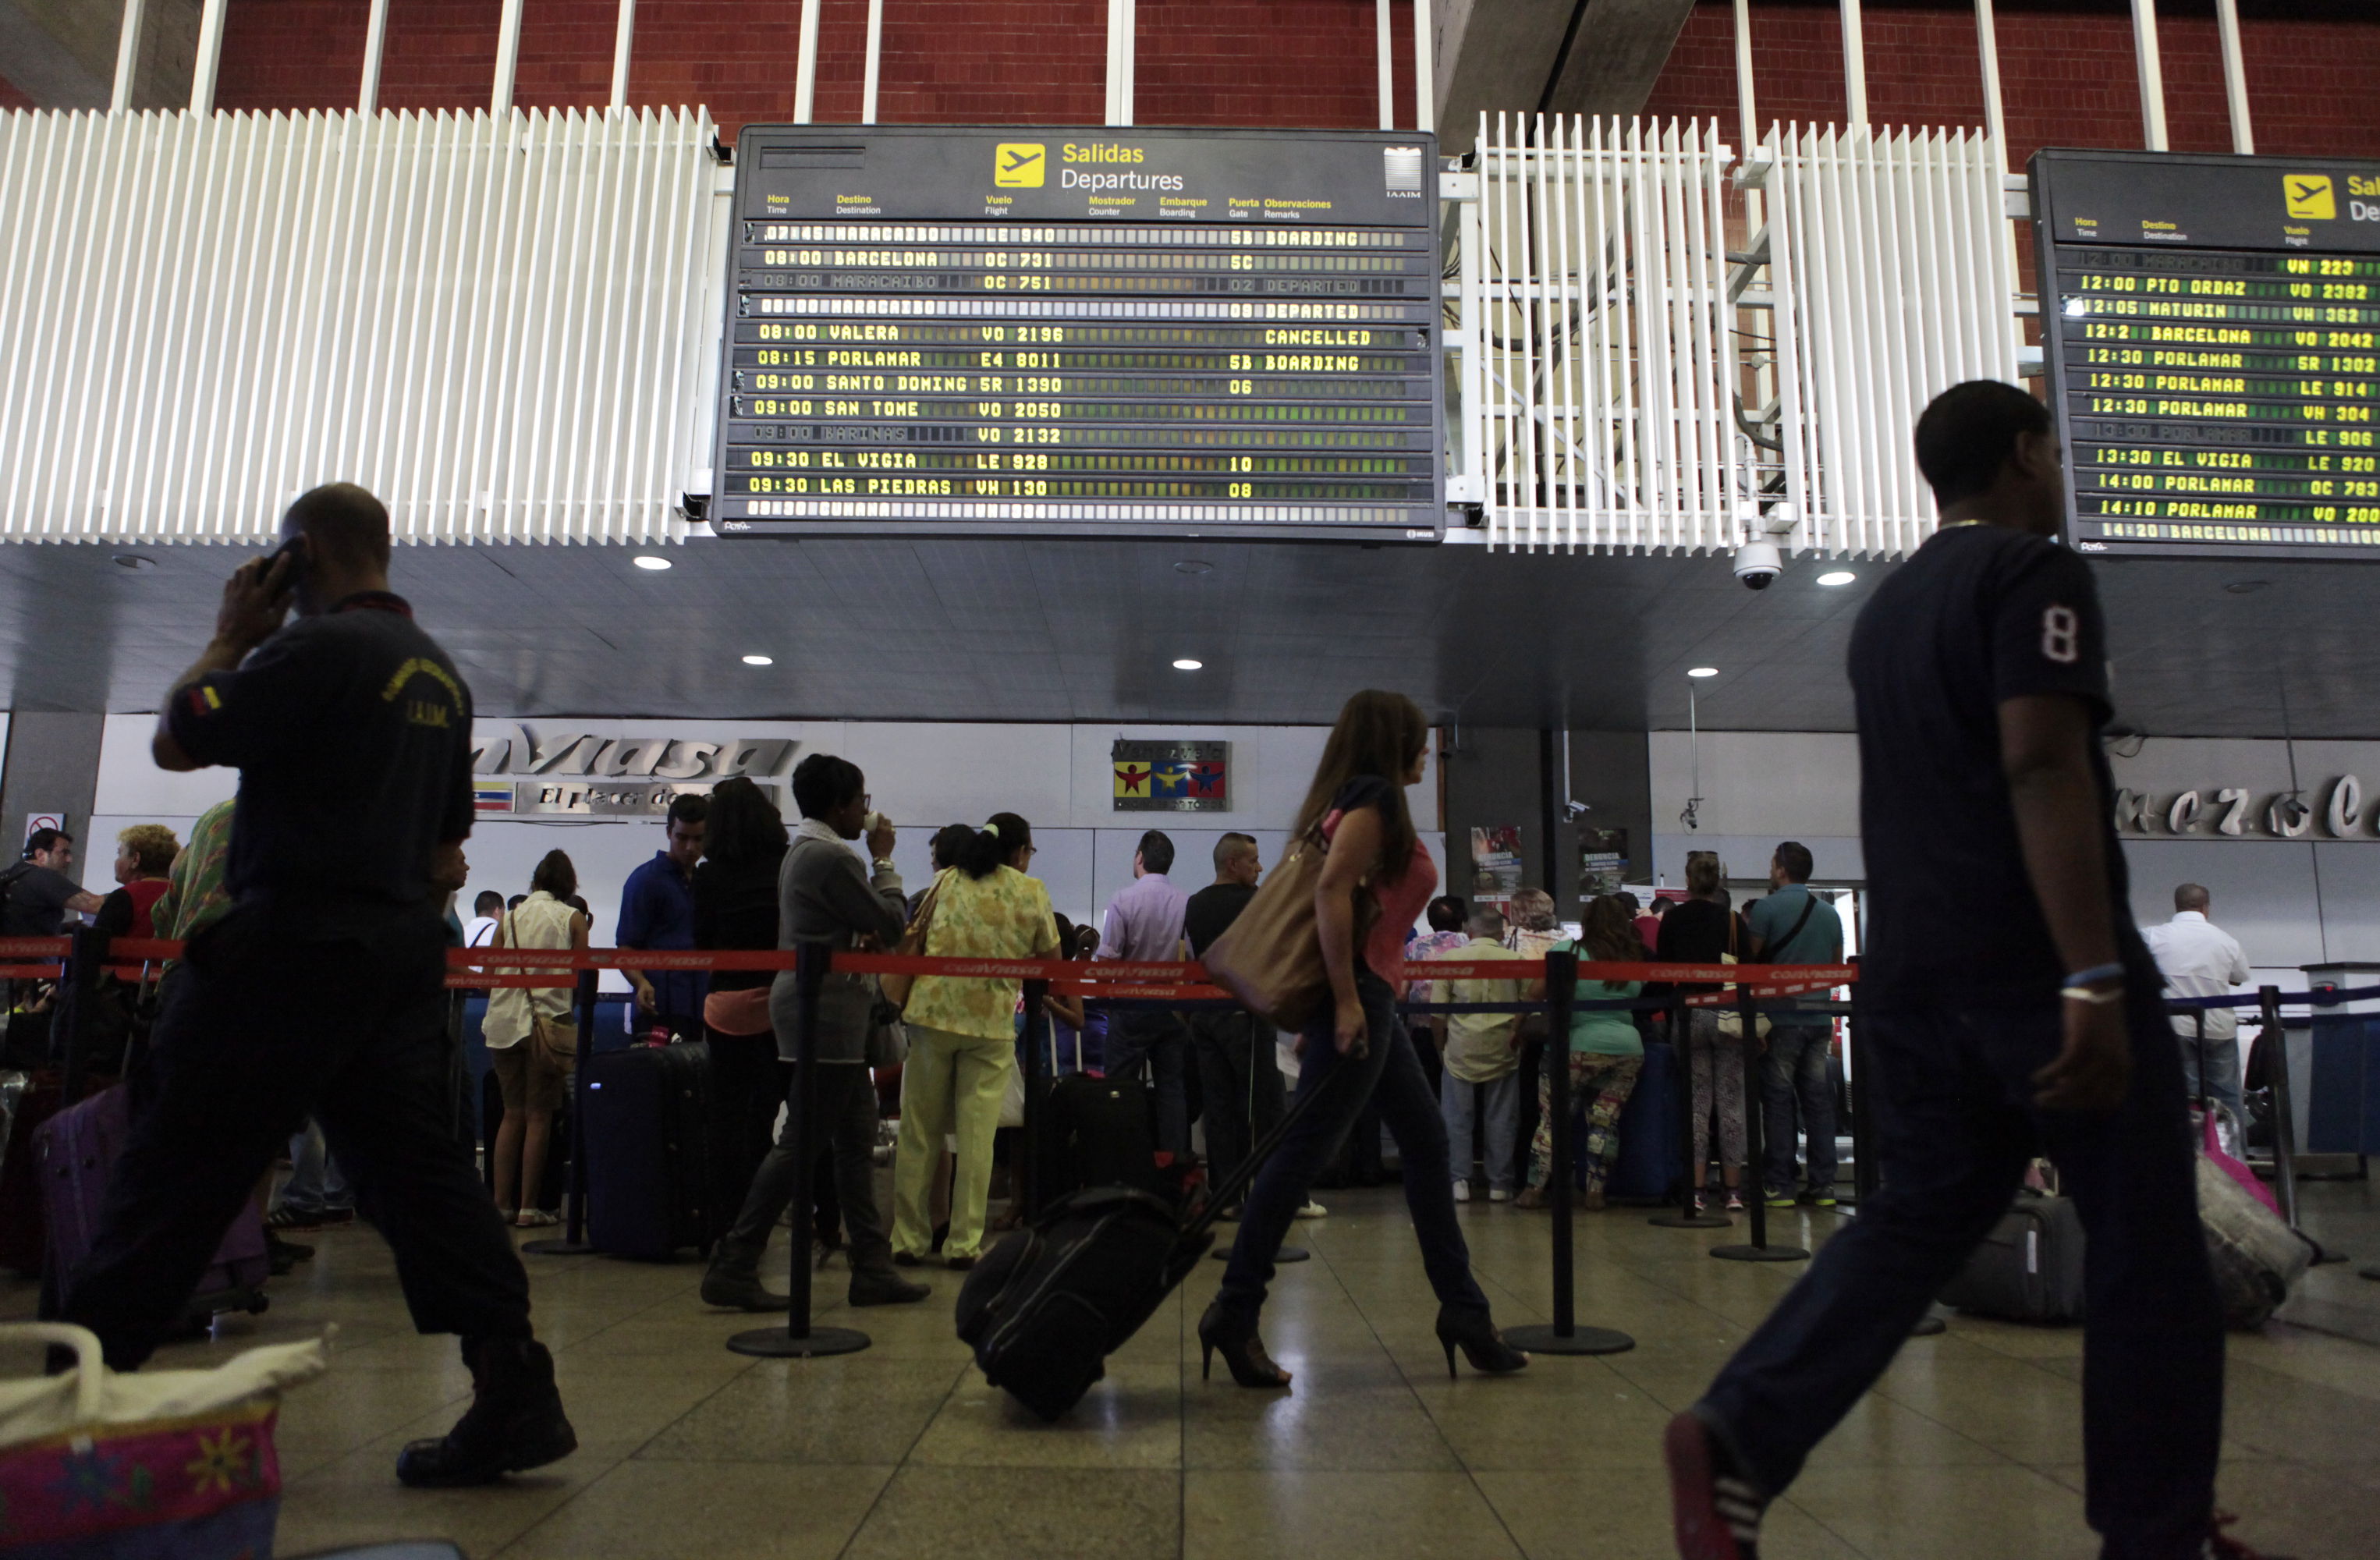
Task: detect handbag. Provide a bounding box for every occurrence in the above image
[879,875,945,1016]
[1201,813,1378,1031]
[1712,913,1773,1043]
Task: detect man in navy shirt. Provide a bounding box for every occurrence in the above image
[55,485,575,1490]
[619,795,707,1039]
[1665,385,2234,1560]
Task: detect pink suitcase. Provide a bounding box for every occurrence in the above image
[35,1085,270,1319]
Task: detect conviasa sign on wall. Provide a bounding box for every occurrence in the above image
[2114,775,2372,840]
[468,725,796,817]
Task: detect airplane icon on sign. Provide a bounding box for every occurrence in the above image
[2284,175,2336,221]
[995,143,1046,188]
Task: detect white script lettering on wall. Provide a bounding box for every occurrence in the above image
[2113,776,2368,840]
[468,725,796,816]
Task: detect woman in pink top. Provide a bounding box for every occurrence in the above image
[1199,690,1527,1391]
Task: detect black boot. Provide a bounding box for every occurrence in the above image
[848,1260,931,1307]
[395,1338,577,1488]
[701,1240,792,1312]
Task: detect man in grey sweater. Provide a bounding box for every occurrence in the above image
[702,753,928,1310]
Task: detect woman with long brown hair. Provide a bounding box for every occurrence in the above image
[1198,690,1527,1389]
[1516,894,1645,1211]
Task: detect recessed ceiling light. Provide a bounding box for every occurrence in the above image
[112,554,154,570]
[1687,666,1719,679]
[2223,580,2268,595]
[741,654,774,666]
[1816,570,1857,587]
[633,555,672,571]
[1172,658,1204,671]
[1173,560,1214,576]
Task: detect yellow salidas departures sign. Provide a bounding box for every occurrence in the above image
[2031,148,2380,562]
[711,125,1445,544]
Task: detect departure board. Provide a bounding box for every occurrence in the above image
[711,126,1444,541]
[2034,149,2380,561]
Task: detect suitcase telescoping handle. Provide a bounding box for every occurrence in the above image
[1181,1016,1345,1241]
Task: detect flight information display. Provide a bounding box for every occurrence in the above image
[2034,149,2380,561]
[711,126,1444,541]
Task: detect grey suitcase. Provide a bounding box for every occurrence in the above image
[1939,1192,2086,1324]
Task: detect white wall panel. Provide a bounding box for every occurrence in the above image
[0,108,715,544]
[1763,124,2020,558]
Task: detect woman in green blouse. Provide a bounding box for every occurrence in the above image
[1516,895,1645,1211]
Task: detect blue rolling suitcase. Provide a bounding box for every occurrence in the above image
[1603,1039,1681,1202]
[584,1041,715,1260]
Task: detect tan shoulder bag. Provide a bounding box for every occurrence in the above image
[878,872,945,1016]
[1201,817,1379,1031]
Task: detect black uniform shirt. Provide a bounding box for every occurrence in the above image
[1849,523,2145,1007]
[1182,882,1257,959]
[166,593,473,921]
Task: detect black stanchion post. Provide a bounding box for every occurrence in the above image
[732,940,869,1358]
[523,967,601,1257]
[1021,978,1046,1221]
[1848,1004,1877,1205]
[59,926,105,1104]
[1651,994,1729,1228]
[2260,984,2301,1232]
[445,987,472,1149]
[1713,975,1809,1264]
[1506,947,1633,1356]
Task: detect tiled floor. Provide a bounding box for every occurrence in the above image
[16,1177,2380,1560]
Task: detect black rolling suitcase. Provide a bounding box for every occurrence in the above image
[956,1063,1338,1420]
[585,1041,714,1260]
[1938,1190,2087,1324]
[1037,1074,1164,1200]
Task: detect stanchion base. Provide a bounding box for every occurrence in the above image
[1211,1244,1310,1263]
[1711,1243,1811,1263]
[2358,1264,2380,1282]
[1910,1314,1948,1337]
[520,1238,598,1257]
[726,1324,871,1359]
[1502,1323,1634,1356]
[1648,1212,1733,1229]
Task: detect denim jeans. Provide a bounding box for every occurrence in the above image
[1217,970,1491,1324]
[1759,1019,1837,1197]
[1439,1071,1520,1193]
[1696,997,2222,1558]
[1104,1010,1193,1158]
[278,1118,353,1216]
[2176,1024,2243,1117]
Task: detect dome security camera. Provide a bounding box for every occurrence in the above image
[1733,537,1782,590]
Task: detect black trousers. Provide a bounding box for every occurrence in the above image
[1186,1009,1282,1194]
[721,1063,888,1267]
[57,901,533,1369]
[704,1029,789,1230]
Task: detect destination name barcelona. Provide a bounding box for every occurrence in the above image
[1058,142,1186,193]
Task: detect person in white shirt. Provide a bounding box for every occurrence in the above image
[462,890,502,949]
[2142,884,2251,1114]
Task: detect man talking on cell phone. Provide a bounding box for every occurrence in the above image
[1664,383,2250,1560]
[54,484,576,1490]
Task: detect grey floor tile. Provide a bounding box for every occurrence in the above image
[843,1465,1179,1560]
[495,1459,892,1558]
[1186,1467,1523,1559]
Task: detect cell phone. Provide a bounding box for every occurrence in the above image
[266,534,307,594]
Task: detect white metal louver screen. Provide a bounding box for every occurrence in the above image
[1456,115,1747,553]
[1761,124,2022,558]
[0,108,717,545]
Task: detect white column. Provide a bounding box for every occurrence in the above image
[2131,0,2168,152]
[793,0,820,122]
[188,0,226,112]
[1413,0,1433,133]
[1975,0,2007,168]
[492,0,525,112]
[1105,0,1134,126]
[862,0,884,122]
[2214,0,2253,155]
[1733,0,1758,152]
[359,0,390,112]
[1119,0,1133,128]
[610,0,636,111]
[1839,0,1867,129]
[1376,0,1393,129]
[109,0,147,111]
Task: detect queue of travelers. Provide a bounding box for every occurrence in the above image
[14,380,2275,1557]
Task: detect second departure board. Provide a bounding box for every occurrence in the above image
[711,126,1444,541]
[2034,149,2380,561]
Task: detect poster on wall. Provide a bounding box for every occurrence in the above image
[1578,828,1629,898]
[1470,826,1523,898]
[1112,740,1229,812]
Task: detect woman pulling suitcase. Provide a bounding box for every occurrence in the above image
[1197,690,1528,1389]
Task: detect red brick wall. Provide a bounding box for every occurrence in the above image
[213,0,1407,139]
[1644,2,2380,166]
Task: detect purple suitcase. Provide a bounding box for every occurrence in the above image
[36,1085,271,1317]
